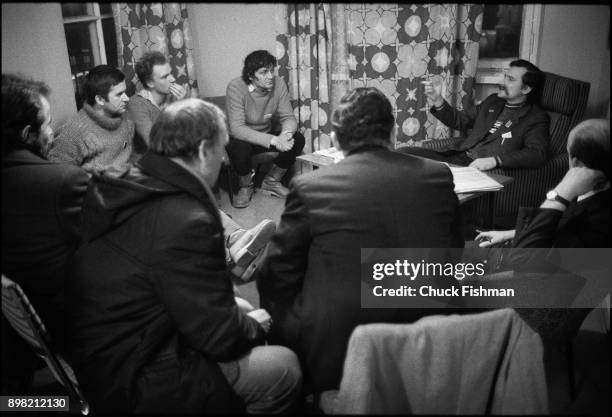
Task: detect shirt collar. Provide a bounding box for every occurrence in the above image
[137,88,169,109]
[577,181,610,202]
[247,84,256,93]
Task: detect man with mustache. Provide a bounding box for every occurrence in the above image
[401,59,549,171]
[47,65,134,174]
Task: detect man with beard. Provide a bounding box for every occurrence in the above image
[2,73,89,393]
[400,59,550,171]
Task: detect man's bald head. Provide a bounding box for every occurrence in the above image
[567,118,610,179]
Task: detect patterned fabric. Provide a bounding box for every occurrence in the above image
[539,72,590,155]
[348,4,483,147]
[111,3,198,98]
[275,4,335,153]
[276,4,483,151]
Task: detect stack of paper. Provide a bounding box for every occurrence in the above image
[449,166,503,194]
[314,147,345,163]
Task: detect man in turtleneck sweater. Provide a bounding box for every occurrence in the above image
[47,65,134,175]
[400,59,550,171]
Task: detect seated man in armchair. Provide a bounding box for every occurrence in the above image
[401,59,550,172]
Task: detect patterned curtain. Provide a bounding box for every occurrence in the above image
[276,4,483,151]
[347,4,483,147]
[275,4,350,153]
[111,3,199,97]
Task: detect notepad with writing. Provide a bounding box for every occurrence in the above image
[449,166,503,194]
[314,147,345,163]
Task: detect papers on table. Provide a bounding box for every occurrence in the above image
[449,166,503,194]
[314,147,345,163]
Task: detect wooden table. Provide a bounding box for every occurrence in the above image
[297,152,513,227]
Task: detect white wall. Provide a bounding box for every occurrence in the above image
[187,3,277,97]
[2,3,76,128]
[538,5,610,118]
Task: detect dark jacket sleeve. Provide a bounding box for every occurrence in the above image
[497,110,549,168]
[55,166,90,240]
[257,176,311,322]
[148,197,266,362]
[430,98,483,133]
[507,206,563,272]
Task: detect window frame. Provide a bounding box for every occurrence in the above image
[476,4,543,84]
[62,2,115,108]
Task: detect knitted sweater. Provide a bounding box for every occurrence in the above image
[126,93,161,154]
[48,104,134,174]
[226,76,297,148]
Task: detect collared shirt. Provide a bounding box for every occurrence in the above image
[137,89,169,110]
[577,181,610,202]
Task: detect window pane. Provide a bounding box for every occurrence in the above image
[99,3,112,14]
[62,3,90,18]
[479,5,523,59]
[64,22,96,73]
[102,18,118,69]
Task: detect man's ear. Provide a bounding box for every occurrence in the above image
[198,141,207,160]
[94,94,106,107]
[145,78,155,90]
[521,84,532,96]
[570,156,584,168]
[20,125,32,141]
[331,131,340,150]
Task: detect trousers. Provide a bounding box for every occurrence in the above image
[226,132,306,176]
[218,345,302,414]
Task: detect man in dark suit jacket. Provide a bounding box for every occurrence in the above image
[1,74,90,394]
[65,98,301,413]
[401,59,550,171]
[258,87,464,392]
[475,119,610,263]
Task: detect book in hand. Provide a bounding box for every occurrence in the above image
[314,147,345,163]
[449,166,503,194]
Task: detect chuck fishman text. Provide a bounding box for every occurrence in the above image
[372,285,515,297]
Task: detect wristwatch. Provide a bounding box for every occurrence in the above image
[545,190,570,207]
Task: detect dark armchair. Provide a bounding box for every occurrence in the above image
[420,72,590,227]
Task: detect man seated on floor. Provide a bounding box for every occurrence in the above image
[226,50,305,207]
[401,59,550,171]
[257,87,464,393]
[127,51,187,156]
[475,118,610,264]
[46,65,134,174]
[2,73,89,394]
[64,98,302,413]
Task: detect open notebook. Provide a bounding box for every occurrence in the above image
[449,166,503,194]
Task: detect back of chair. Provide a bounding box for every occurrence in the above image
[1,275,90,415]
[205,95,227,113]
[540,72,590,156]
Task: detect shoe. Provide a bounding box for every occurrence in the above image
[260,165,289,198]
[232,174,254,208]
[228,219,276,282]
